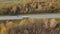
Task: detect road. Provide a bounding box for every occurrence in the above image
[0,14,60,20]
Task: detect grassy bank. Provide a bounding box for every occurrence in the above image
[0,18,60,34]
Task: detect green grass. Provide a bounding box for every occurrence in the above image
[0,0,28,7]
[20,13,60,16]
[48,18,60,21]
[55,18,60,21]
[0,18,60,24]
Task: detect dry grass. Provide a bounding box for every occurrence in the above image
[0,0,60,15]
[0,18,60,34]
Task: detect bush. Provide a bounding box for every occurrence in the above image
[0,18,60,34]
[50,19,58,28]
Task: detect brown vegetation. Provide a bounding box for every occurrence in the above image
[0,0,60,15]
[0,18,60,34]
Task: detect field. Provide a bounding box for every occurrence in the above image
[0,0,60,15]
[0,18,60,34]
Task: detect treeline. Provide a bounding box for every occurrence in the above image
[0,0,60,15]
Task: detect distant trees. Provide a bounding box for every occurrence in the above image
[0,0,60,15]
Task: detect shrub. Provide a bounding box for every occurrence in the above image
[50,19,58,28]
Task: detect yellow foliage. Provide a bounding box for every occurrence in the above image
[6,21,15,29]
[0,21,15,34]
[19,18,42,26]
[19,19,29,26]
[50,19,57,28]
[0,23,7,34]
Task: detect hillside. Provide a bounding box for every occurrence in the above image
[0,0,60,15]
